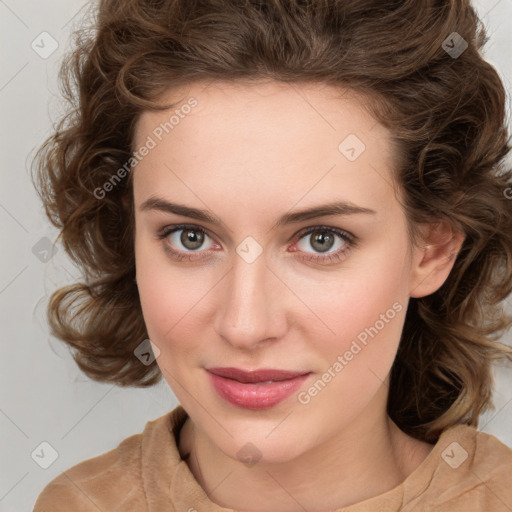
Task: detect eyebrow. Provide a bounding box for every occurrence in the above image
[139,196,376,228]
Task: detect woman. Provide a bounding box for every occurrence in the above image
[33,0,512,510]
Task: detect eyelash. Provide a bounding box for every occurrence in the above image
[156,223,357,264]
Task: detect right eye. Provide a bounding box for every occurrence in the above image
[157,224,220,261]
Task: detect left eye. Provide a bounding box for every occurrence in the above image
[295,227,352,254]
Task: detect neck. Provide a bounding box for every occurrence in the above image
[179,391,433,512]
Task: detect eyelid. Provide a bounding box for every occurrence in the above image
[293,224,356,246]
[157,223,212,239]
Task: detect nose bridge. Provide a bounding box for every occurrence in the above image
[215,247,283,348]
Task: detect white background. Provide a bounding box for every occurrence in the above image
[1,1,511,510]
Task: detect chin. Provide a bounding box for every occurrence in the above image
[216,428,310,467]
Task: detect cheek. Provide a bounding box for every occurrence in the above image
[136,268,195,381]
[135,240,177,335]
[135,242,215,358]
[294,277,408,417]
[293,235,411,370]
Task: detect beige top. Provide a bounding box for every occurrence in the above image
[33,404,512,511]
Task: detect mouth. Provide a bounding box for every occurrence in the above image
[206,367,311,409]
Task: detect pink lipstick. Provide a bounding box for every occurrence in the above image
[207,367,311,409]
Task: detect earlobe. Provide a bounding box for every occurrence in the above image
[409,221,465,298]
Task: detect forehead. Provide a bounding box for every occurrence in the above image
[132,80,400,220]
[134,79,391,151]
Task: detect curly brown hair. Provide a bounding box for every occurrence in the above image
[32,0,512,443]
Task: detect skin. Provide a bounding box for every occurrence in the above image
[132,80,464,511]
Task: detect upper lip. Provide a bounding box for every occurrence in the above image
[207,367,310,383]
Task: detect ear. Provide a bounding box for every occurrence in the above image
[409,221,465,298]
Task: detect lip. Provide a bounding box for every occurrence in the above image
[206,367,311,409]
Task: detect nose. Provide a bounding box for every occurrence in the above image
[214,247,287,350]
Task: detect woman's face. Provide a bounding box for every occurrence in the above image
[133,80,423,463]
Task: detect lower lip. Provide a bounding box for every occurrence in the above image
[207,371,311,409]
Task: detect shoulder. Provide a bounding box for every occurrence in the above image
[423,424,512,511]
[446,424,512,478]
[33,409,182,512]
[33,431,144,512]
[471,427,512,488]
